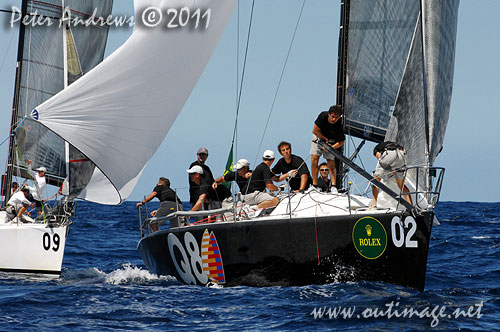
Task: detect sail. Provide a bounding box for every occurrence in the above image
[12,0,113,187]
[35,0,237,205]
[386,0,459,167]
[343,0,420,142]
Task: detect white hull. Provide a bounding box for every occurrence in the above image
[0,212,69,275]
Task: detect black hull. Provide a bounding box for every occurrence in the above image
[138,211,433,291]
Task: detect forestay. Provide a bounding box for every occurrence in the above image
[35,0,237,204]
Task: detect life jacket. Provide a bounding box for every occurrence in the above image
[373,141,405,156]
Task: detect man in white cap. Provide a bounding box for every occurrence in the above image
[187,165,230,214]
[188,147,214,208]
[5,186,32,222]
[25,159,47,216]
[241,151,279,209]
[212,159,252,194]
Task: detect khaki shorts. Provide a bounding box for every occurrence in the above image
[310,134,336,160]
[374,149,406,180]
[242,191,275,206]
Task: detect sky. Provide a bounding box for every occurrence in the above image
[0,0,499,203]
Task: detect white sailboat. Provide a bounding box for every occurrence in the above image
[0,0,113,275]
[1,0,236,273]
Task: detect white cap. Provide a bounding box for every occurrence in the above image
[36,167,47,172]
[186,165,204,174]
[234,159,250,170]
[263,150,275,159]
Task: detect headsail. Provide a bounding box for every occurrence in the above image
[35,0,237,204]
[9,0,113,189]
[386,0,460,167]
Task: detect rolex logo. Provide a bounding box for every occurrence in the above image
[365,224,372,237]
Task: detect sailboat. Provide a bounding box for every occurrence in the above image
[1,0,236,273]
[136,0,460,291]
[0,0,113,274]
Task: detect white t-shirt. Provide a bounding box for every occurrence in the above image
[28,164,46,201]
[7,191,31,211]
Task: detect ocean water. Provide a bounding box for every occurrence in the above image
[0,201,498,331]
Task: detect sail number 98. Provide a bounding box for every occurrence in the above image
[43,233,60,252]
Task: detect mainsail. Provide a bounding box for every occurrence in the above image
[342,0,459,161]
[341,0,459,198]
[35,0,237,204]
[342,0,420,142]
[9,0,113,190]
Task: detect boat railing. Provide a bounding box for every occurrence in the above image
[40,199,75,226]
[401,166,445,212]
[138,205,234,236]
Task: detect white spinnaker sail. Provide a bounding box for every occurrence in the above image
[35,0,236,204]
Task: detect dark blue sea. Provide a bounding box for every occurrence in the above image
[0,201,498,331]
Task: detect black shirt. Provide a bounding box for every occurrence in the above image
[188,161,214,204]
[247,162,272,193]
[314,111,345,143]
[153,185,181,204]
[224,171,249,193]
[197,177,231,202]
[271,155,312,191]
[317,177,331,192]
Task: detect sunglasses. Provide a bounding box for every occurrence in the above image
[320,169,329,172]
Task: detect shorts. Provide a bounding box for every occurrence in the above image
[155,201,184,227]
[241,191,275,206]
[374,149,406,180]
[310,134,336,160]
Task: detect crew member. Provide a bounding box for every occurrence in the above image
[310,105,345,188]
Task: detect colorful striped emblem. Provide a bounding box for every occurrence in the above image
[201,229,225,284]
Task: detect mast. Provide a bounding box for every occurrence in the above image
[419,0,432,202]
[335,0,350,189]
[4,0,28,203]
[62,0,71,197]
[336,0,349,108]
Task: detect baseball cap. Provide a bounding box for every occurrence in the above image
[186,165,204,174]
[263,150,275,159]
[234,159,249,170]
[35,166,47,172]
[197,147,208,155]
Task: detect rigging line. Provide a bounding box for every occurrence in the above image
[0,116,27,147]
[254,0,306,161]
[232,0,256,144]
[0,26,16,74]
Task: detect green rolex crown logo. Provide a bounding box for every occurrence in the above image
[353,217,387,259]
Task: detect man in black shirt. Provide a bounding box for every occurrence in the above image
[244,151,279,208]
[271,141,311,192]
[188,147,214,207]
[187,165,230,214]
[310,105,345,188]
[317,162,331,192]
[212,159,252,193]
[213,156,278,209]
[137,177,183,230]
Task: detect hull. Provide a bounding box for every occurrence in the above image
[0,220,69,275]
[138,210,433,291]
